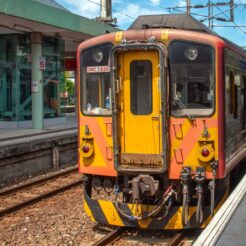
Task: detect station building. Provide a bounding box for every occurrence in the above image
[0,0,118,129]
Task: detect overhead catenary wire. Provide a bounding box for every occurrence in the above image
[87,0,135,20]
[87,0,246,36]
[143,0,208,17]
[167,0,245,35]
[167,1,246,10]
[143,0,171,13]
[210,1,246,34]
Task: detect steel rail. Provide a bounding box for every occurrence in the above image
[0,166,82,217]
[0,165,78,196]
[168,230,187,246]
[92,227,129,246]
[0,179,83,217]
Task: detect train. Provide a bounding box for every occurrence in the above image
[77,14,246,229]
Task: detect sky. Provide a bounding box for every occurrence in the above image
[55,0,246,47]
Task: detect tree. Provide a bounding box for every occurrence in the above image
[64,72,75,105]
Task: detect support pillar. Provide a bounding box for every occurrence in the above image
[31,32,43,130]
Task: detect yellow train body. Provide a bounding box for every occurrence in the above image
[77,15,246,229]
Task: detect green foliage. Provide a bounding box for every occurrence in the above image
[64,71,75,105]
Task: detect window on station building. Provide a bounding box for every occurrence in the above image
[0,34,65,122]
[42,36,65,118]
[0,35,19,121]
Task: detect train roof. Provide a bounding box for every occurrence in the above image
[128,14,246,56]
[128,14,214,33]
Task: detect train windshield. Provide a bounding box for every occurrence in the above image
[169,41,215,117]
[80,43,112,116]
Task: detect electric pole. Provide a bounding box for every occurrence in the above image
[230,0,234,22]
[168,1,242,30]
[97,0,117,26]
[186,0,190,14]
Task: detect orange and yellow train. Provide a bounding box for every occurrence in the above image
[77,14,246,229]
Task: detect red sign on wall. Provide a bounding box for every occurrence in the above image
[39,57,46,70]
[65,58,76,71]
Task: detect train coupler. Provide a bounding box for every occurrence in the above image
[194,167,206,224]
[180,166,191,226]
[209,160,218,216]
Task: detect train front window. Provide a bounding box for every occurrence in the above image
[83,72,111,115]
[169,41,215,117]
[80,43,112,116]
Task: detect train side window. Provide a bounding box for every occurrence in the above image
[130,60,152,115]
[229,71,238,118]
[242,76,246,111]
[242,76,246,134]
[229,71,234,114]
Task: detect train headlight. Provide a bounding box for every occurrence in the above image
[92,50,103,63]
[197,144,214,162]
[81,143,94,158]
[184,47,198,61]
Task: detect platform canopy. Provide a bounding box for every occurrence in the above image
[0,0,119,55]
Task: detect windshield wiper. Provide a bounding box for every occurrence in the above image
[173,96,194,121]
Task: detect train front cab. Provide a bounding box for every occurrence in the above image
[79,33,229,230]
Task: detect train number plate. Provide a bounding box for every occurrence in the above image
[120,153,163,166]
[87,66,110,73]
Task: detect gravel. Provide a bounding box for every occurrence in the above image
[0,182,196,245]
[0,186,97,246]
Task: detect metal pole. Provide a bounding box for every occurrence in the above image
[98,0,115,26]
[230,0,234,22]
[211,5,214,30]
[186,0,190,14]
[208,1,211,28]
[100,0,107,18]
[107,0,112,19]
[31,32,43,130]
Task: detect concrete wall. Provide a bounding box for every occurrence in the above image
[0,130,77,186]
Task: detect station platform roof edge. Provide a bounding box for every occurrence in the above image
[0,0,120,37]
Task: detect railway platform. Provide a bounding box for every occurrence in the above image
[0,113,78,187]
[194,173,246,246]
[0,113,77,139]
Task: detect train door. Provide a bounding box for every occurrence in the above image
[117,50,162,168]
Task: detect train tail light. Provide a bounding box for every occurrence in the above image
[197,144,214,162]
[201,148,210,157]
[81,143,94,158]
[82,145,90,153]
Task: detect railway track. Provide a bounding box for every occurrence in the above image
[93,227,129,246]
[0,166,82,217]
[92,227,195,246]
[93,162,245,246]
